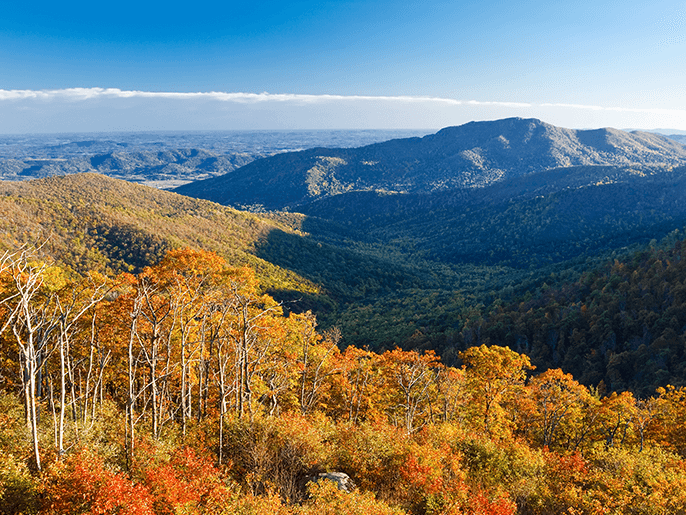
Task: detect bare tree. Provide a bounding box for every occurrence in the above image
[226,280,282,420]
[5,251,58,471]
[298,317,340,415]
[54,274,111,455]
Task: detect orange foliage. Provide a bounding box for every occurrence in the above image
[464,492,517,515]
[41,450,154,515]
[6,244,686,514]
[143,447,231,515]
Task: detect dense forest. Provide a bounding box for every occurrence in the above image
[3,244,686,514]
[455,234,686,396]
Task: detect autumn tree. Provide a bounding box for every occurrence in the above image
[597,391,637,448]
[52,271,111,456]
[460,345,532,438]
[328,345,380,423]
[381,348,440,434]
[292,312,340,416]
[525,368,592,450]
[154,248,225,435]
[221,266,285,419]
[2,251,58,471]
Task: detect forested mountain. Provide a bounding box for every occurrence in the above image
[174,118,686,210]
[438,235,686,395]
[298,164,686,267]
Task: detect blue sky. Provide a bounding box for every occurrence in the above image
[1,0,685,132]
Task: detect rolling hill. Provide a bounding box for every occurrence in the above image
[0,173,316,294]
[0,149,254,189]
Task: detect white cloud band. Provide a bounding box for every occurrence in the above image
[0,87,533,107]
[2,88,681,117]
[0,88,684,132]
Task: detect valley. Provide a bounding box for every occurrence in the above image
[2,118,686,394]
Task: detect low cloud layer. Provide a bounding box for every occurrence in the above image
[0,88,684,133]
[0,88,533,107]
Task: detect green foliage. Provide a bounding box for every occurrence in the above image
[0,452,39,515]
[461,235,686,395]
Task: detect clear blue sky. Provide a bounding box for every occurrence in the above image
[1,0,685,132]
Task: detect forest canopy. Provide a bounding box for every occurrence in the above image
[3,245,686,514]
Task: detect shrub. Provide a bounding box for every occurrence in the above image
[0,453,38,515]
[40,449,154,515]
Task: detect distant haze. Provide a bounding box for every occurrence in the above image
[1,89,686,134]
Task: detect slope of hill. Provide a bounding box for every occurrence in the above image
[0,172,558,351]
[250,163,686,353]
[459,234,686,396]
[0,173,316,294]
[0,173,441,321]
[174,118,686,210]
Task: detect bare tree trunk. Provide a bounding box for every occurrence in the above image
[8,254,56,472]
[58,332,66,455]
[49,377,58,448]
[127,300,140,461]
[28,354,41,471]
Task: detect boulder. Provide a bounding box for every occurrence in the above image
[305,471,356,493]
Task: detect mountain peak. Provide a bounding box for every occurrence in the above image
[175,118,686,211]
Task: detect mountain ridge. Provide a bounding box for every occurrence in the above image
[0,173,322,294]
[174,118,686,210]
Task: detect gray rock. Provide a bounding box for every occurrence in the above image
[306,471,356,493]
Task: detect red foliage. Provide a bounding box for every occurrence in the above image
[401,453,444,495]
[143,447,230,514]
[41,450,154,515]
[466,491,517,515]
[544,449,588,484]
